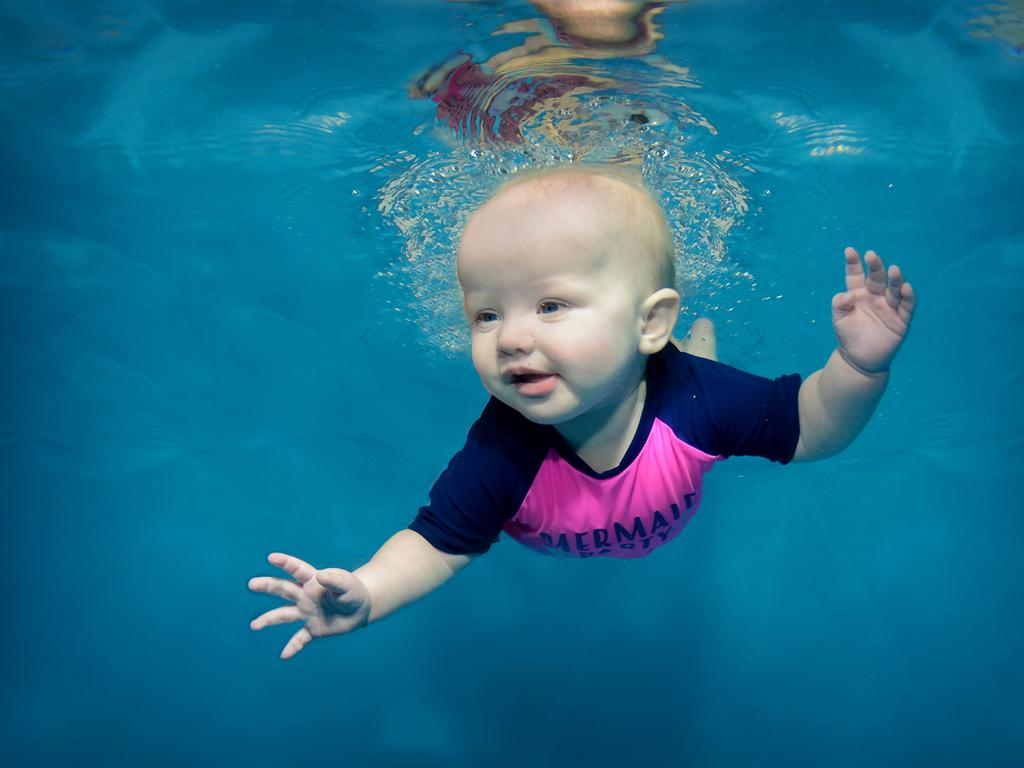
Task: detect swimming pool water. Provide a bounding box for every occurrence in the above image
[2,1,1022,766]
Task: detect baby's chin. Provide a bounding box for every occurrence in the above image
[512,408,566,426]
[494,393,584,426]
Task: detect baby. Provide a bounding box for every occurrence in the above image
[248,166,915,659]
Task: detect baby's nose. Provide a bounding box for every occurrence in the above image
[497,316,535,354]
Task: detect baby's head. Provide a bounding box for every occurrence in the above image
[457,165,681,428]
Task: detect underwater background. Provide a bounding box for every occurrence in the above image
[2,0,1022,765]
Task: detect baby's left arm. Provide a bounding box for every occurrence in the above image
[792,247,916,461]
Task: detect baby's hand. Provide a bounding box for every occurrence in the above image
[248,552,370,659]
[831,247,916,375]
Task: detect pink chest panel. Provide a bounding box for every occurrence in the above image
[502,418,721,558]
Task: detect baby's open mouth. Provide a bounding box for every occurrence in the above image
[505,369,559,397]
[510,372,550,384]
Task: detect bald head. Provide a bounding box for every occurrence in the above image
[463,165,676,293]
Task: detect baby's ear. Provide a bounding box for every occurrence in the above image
[638,288,681,354]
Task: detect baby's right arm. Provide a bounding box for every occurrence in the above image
[248,530,476,659]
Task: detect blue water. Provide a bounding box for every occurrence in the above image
[2,1,1022,765]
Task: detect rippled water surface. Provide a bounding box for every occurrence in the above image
[3,1,1023,766]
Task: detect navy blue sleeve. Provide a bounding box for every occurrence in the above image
[408,398,550,555]
[660,348,802,464]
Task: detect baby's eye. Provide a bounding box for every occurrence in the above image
[474,310,499,325]
[538,301,566,315]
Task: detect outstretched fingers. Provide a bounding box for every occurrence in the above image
[881,263,916,327]
[249,552,329,659]
[251,605,303,631]
[248,575,304,604]
[267,552,318,583]
[248,553,308,606]
[885,265,904,309]
[281,627,313,660]
[897,280,916,326]
[843,246,866,291]
[863,250,888,295]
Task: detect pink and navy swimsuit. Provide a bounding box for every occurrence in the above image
[409,346,802,559]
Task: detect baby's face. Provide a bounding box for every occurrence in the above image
[458,189,652,428]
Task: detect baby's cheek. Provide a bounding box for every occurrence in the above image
[566,339,616,380]
[470,339,494,377]
[591,336,638,381]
